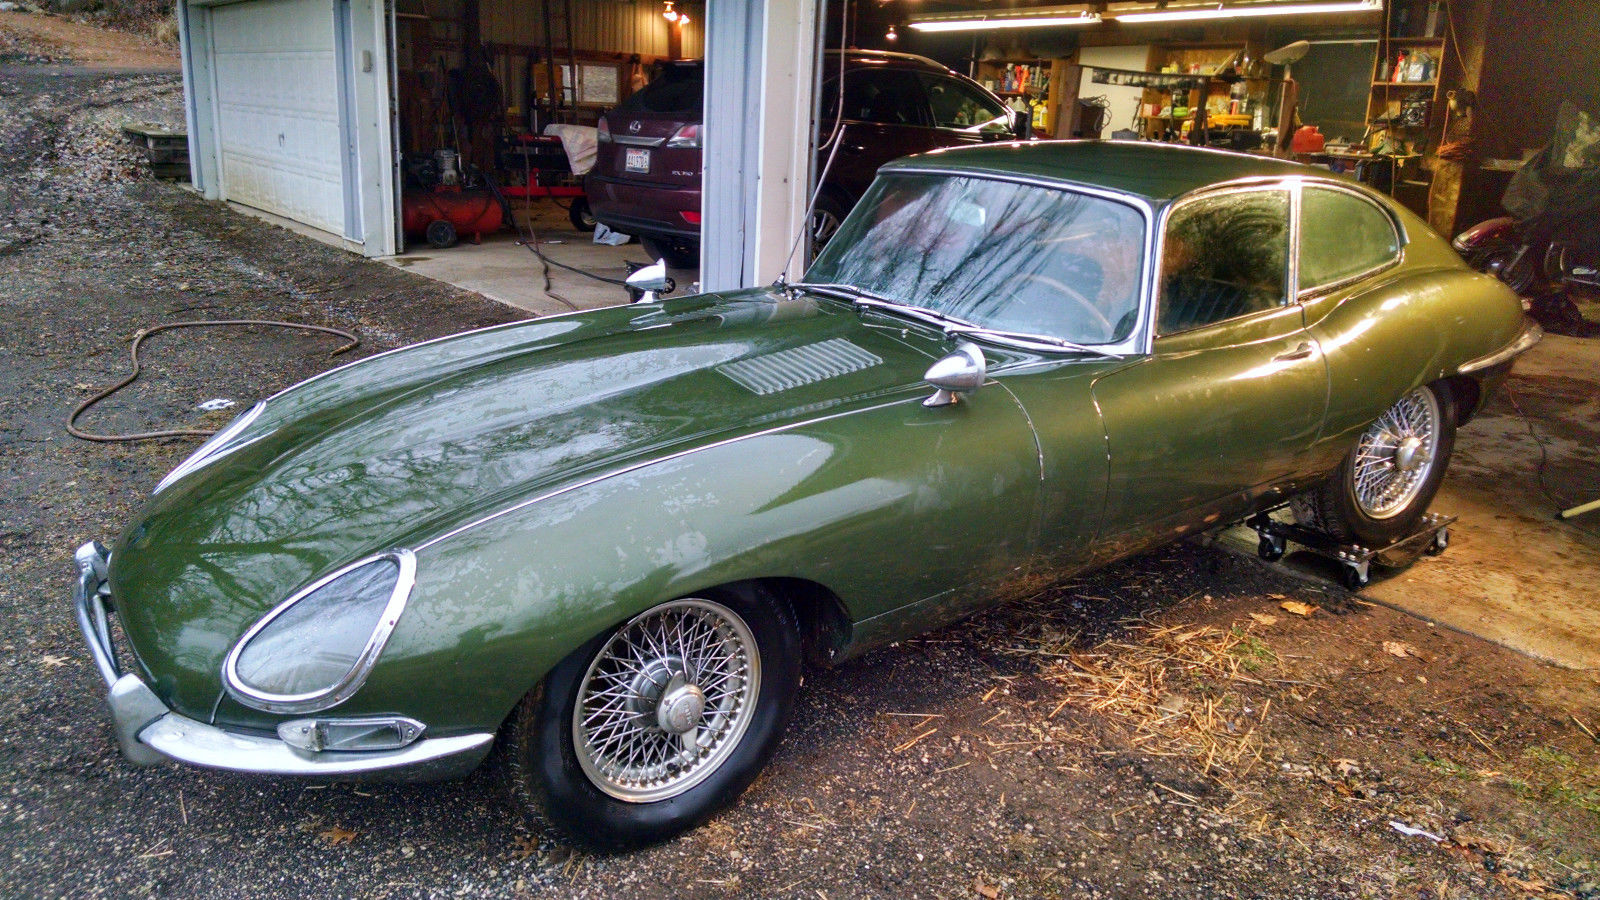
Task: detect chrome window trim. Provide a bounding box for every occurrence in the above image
[861,167,1156,357]
[1150,179,1297,342]
[222,549,417,715]
[1295,178,1409,299]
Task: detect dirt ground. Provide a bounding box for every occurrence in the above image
[0,9,177,69]
[2,44,1599,900]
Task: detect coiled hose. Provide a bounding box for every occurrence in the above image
[67,319,360,443]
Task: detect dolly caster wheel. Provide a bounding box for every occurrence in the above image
[1341,564,1369,591]
[1257,534,1286,562]
[1426,527,1449,556]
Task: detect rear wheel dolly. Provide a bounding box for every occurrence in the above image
[1245,508,1456,592]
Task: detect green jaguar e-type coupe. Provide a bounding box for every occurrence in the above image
[73,141,1537,849]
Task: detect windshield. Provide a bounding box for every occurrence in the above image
[806,174,1147,345]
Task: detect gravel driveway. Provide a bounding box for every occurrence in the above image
[3,67,1598,900]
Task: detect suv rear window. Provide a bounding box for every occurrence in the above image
[619,67,703,114]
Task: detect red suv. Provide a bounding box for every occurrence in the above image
[587,50,1022,268]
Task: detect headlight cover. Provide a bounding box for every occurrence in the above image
[223,550,416,714]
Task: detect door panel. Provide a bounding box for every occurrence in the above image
[1093,303,1328,551]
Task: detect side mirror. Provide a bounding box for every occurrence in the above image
[922,342,986,407]
[625,259,672,303]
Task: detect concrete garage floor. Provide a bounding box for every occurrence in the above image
[1214,333,1600,671]
[386,204,701,315]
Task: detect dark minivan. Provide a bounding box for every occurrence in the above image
[587,50,1022,268]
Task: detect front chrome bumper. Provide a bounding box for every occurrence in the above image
[72,542,494,779]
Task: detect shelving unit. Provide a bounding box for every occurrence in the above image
[1135,44,1268,143]
[973,57,1069,134]
[1365,0,1457,216]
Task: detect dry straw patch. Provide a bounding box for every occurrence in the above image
[1034,623,1279,786]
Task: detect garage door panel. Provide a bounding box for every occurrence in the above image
[211,0,346,236]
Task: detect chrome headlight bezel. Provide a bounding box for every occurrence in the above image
[222,549,416,715]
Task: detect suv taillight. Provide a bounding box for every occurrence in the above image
[597,118,612,143]
[665,123,701,149]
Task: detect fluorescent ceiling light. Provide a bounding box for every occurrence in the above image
[1113,1,1380,23]
[910,11,1102,32]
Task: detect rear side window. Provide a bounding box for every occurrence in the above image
[1158,189,1290,334]
[833,70,928,126]
[619,68,702,114]
[919,73,1010,131]
[1299,186,1401,291]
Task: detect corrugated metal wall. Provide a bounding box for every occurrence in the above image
[480,0,703,57]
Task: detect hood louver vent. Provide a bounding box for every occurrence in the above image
[718,338,883,396]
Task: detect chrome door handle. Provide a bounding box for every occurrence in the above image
[1274,342,1315,361]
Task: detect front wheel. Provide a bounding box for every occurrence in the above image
[639,235,699,270]
[1293,383,1457,547]
[503,585,800,850]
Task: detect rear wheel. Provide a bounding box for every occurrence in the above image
[568,198,597,232]
[639,235,699,270]
[503,585,799,850]
[1293,384,1457,548]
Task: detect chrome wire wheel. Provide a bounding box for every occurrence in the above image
[1352,387,1443,519]
[572,598,761,803]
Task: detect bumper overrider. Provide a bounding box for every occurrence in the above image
[72,542,494,779]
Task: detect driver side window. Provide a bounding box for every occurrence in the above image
[1157,189,1289,334]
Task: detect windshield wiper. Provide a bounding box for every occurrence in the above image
[943,323,1123,358]
[789,282,980,330]
[789,281,1122,359]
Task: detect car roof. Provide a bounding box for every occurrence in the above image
[824,49,951,73]
[882,140,1325,204]
[660,50,949,73]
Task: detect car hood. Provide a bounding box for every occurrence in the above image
[108,289,944,712]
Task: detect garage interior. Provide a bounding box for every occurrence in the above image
[170,0,1598,660]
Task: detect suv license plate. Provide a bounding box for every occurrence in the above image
[624,148,650,173]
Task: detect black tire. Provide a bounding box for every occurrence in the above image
[639,235,699,270]
[1293,383,1457,547]
[502,584,800,851]
[425,218,458,249]
[568,198,597,232]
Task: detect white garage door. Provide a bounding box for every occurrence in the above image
[211,0,347,236]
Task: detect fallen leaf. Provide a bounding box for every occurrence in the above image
[973,877,1000,899]
[40,654,69,667]
[1248,613,1279,627]
[1382,641,1418,659]
[318,826,358,845]
[1280,601,1318,617]
[510,835,540,860]
[1333,758,1361,777]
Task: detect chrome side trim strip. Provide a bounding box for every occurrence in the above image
[415,397,917,552]
[221,549,417,715]
[1457,320,1543,375]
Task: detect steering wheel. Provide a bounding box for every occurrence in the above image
[1002,272,1114,341]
